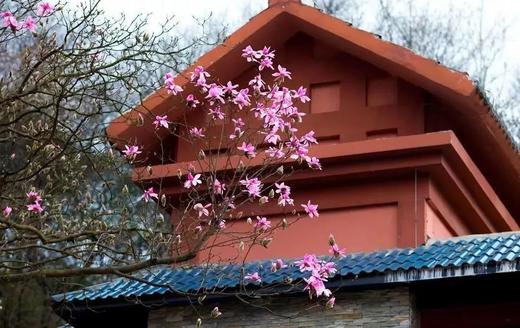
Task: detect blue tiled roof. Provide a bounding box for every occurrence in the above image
[53,232,520,303]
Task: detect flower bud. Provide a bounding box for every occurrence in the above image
[268,189,275,198]
[326,297,336,309]
[211,307,222,318]
[259,196,268,205]
[328,233,336,246]
[160,194,167,207]
[282,218,288,229]
[246,217,253,225]
[146,165,153,175]
[276,165,284,175]
[239,240,245,251]
[198,150,206,160]
[197,295,206,304]
[260,238,272,248]
[196,318,202,327]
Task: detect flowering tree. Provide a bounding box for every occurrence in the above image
[0,0,346,324]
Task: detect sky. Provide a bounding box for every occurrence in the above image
[95,0,520,114]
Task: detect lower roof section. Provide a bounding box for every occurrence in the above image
[52,231,520,307]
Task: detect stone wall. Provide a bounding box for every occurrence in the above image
[148,287,413,328]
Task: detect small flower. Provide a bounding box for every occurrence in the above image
[254,216,271,231]
[37,2,54,16]
[326,296,335,309]
[189,127,205,138]
[301,200,319,218]
[237,142,256,158]
[217,219,226,230]
[27,202,44,213]
[329,243,346,258]
[193,203,211,218]
[23,16,36,33]
[184,172,202,189]
[26,191,42,203]
[208,107,225,120]
[164,72,183,95]
[142,187,158,202]
[122,145,142,159]
[244,272,262,283]
[213,178,226,195]
[186,94,200,108]
[152,115,169,130]
[2,206,12,218]
[239,177,262,198]
[1,11,19,31]
[271,259,287,272]
[272,65,292,80]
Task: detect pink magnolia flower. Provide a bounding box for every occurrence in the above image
[304,273,332,298]
[223,81,238,97]
[2,11,19,30]
[186,94,200,108]
[265,147,285,159]
[205,84,225,104]
[271,259,287,272]
[23,16,36,32]
[193,203,211,218]
[164,72,183,95]
[241,45,260,62]
[152,115,169,130]
[259,57,273,71]
[189,127,205,138]
[190,66,210,86]
[272,65,292,80]
[122,145,142,159]
[2,206,12,218]
[320,261,337,277]
[184,172,202,189]
[293,86,310,103]
[37,2,54,16]
[27,202,44,213]
[244,272,262,283]
[239,177,262,198]
[142,187,158,202]
[10,153,16,160]
[208,107,225,120]
[301,200,319,218]
[213,178,226,195]
[237,142,256,158]
[233,88,251,109]
[26,191,42,203]
[329,243,346,258]
[326,296,336,309]
[254,216,271,231]
[232,118,245,129]
[306,156,322,170]
[275,182,293,207]
[217,219,226,230]
[296,254,320,272]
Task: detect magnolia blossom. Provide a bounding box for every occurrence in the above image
[184,172,202,189]
[271,259,287,272]
[26,191,42,203]
[329,243,346,258]
[213,178,226,195]
[37,2,54,16]
[254,216,271,231]
[27,202,44,213]
[23,16,36,32]
[152,115,169,130]
[275,182,294,207]
[237,142,256,158]
[2,206,12,218]
[142,187,158,202]
[272,65,292,80]
[301,200,319,218]
[186,94,200,108]
[122,145,141,159]
[239,177,262,198]
[304,273,332,298]
[205,84,225,104]
[244,272,262,283]
[189,127,205,138]
[293,86,310,103]
[190,66,210,86]
[193,203,211,218]
[217,219,226,230]
[164,72,183,95]
[1,11,18,30]
[208,107,225,120]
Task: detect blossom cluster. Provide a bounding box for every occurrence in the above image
[1,2,54,33]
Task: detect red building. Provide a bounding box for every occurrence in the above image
[53,1,520,327]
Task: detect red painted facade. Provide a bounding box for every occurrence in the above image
[108,0,519,264]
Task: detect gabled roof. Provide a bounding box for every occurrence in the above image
[53,232,520,306]
[106,0,520,217]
